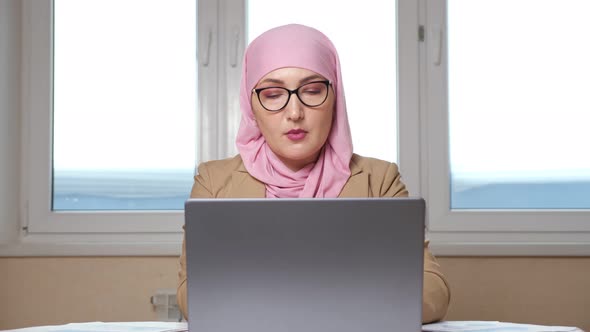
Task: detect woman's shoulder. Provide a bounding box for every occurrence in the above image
[193,155,246,197]
[349,153,407,197]
[349,153,400,174]
[196,154,245,178]
[199,154,243,169]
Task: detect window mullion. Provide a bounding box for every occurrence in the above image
[397,0,422,198]
[24,0,54,235]
[423,0,450,231]
[217,0,245,160]
[197,0,220,162]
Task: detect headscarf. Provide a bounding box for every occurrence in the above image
[236,24,353,198]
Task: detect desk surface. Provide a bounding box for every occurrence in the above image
[0,322,186,332]
[1,321,584,332]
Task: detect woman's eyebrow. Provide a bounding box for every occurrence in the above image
[299,75,325,84]
[258,78,284,85]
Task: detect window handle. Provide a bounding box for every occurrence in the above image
[201,28,213,67]
[432,24,443,66]
[229,27,240,67]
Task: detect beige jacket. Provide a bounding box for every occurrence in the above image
[177,154,450,323]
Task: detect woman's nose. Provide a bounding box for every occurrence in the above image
[284,94,304,121]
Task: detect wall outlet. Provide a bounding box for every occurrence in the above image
[151,288,182,322]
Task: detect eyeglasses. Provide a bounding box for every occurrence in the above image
[252,80,331,112]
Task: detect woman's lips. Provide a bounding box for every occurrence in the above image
[286,129,307,141]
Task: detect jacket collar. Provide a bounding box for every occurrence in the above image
[229,163,266,197]
[229,156,367,198]
[338,156,369,197]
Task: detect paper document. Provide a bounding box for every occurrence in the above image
[423,321,583,332]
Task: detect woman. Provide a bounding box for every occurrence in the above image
[177,24,450,323]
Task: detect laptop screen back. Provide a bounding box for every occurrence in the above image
[184,198,425,332]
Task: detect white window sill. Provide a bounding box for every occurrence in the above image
[0,233,183,256]
[2,231,590,257]
[428,231,590,256]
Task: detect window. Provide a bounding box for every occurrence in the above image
[7,0,588,256]
[447,0,590,210]
[15,0,210,253]
[423,0,590,254]
[9,0,413,255]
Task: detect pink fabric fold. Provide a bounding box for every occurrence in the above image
[236,24,353,198]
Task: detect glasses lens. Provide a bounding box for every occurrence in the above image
[259,88,289,111]
[299,82,328,107]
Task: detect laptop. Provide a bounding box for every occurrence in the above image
[184,197,425,332]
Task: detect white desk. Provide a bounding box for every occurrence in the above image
[0,322,186,332]
[1,321,584,332]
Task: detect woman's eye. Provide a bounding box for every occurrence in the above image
[261,89,285,99]
[301,83,325,95]
[303,89,321,95]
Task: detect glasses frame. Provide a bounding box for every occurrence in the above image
[252,80,332,112]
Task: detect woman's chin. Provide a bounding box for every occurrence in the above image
[276,151,321,170]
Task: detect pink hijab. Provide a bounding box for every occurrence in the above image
[236,24,353,198]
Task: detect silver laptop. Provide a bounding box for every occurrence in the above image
[184,198,425,332]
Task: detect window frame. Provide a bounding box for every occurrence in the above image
[15,0,187,255]
[420,0,590,255]
[4,0,588,257]
[0,0,245,256]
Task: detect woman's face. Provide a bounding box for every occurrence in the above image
[251,67,335,172]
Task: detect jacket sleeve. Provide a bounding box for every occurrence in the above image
[422,241,451,323]
[379,162,451,323]
[177,162,214,321]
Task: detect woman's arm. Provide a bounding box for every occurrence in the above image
[378,161,451,323]
[422,241,451,323]
[177,162,214,320]
[177,228,189,320]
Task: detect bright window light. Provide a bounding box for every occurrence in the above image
[448,0,590,209]
[52,0,197,210]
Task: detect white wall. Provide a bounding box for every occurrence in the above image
[0,0,21,243]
